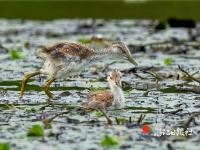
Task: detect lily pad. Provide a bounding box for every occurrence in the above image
[101,135,119,148]
[27,125,44,137]
[0,143,10,150]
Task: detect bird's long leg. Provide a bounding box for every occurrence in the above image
[20,71,40,98]
[44,77,56,100]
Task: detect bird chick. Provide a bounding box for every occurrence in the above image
[81,69,125,110]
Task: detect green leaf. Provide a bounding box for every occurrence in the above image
[125,106,156,113]
[122,81,133,91]
[101,135,119,148]
[117,117,127,124]
[96,77,106,82]
[163,58,172,65]
[9,50,24,60]
[160,86,188,93]
[0,143,10,150]
[27,125,44,137]
[25,107,36,113]
[79,37,91,44]
[95,111,104,117]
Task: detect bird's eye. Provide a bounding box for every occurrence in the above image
[110,77,113,80]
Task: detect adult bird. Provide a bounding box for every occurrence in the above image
[19,41,138,100]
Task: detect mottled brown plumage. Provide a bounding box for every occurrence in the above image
[38,41,95,60]
[81,70,125,110]
[20,41,137,100]
[81,90,113,110]
[92,90,113,106]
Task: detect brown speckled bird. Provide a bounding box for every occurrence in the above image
[19,41,137,100]
[81,69,125,110]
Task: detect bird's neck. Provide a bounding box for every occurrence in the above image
[109,83,125,108]
[88,47,121,64]
[91,47,120,61]
[97,46,118,55]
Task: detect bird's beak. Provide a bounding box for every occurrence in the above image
[127,55,138,66]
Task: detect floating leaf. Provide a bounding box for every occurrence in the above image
[101,135,119,148]
[95,111,104,117]
[125,106,156,113]
[9,50,24,59]
[96,77,106,82]
[116,117,127,124]
[26,107,36,113]
[79,37,91,44]
[90,76,106,82]
[160,86,188,93]
[24,42,30,48]
[163,58,172,65]
[27,125,44,137]
[122,81,133,91]
[0,143,10,150]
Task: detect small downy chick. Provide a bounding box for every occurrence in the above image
[81,69,125,111]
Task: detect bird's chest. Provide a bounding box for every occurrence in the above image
[57,59,90,78]
[41,60,57,75]
[112,89,125,109]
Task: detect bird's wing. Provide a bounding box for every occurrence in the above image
[91,90,113,107]
[42,41,95,60]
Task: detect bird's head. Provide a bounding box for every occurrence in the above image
[107,69,122,88]
[110,41,138,66]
